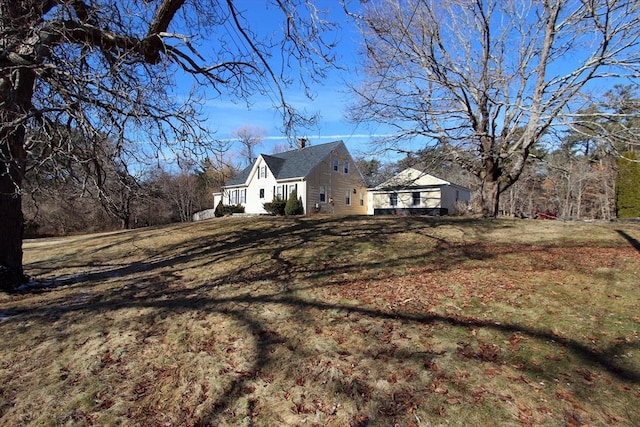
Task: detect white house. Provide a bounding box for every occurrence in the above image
[367,168,471,215]
[213,140,369,215]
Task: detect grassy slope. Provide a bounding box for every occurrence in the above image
[1,216,639,426]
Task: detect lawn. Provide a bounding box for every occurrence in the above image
[1,216,639,426]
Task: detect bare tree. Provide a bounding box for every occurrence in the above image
[271,142,292,154]
[347,0,640,217]
[231,125,266,166]
[157,168,199,223]
[500,162,542,218]
[204,139,240,193]
[590,85,640,156]
[0,0,338,289]
[94,163,142,230]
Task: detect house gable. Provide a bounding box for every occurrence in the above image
[242,155,281,213]
[374,168,451,190]
[303,142,368,215]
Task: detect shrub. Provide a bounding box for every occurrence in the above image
[616,151,640,218]
[215,201,245,217]
[449,200,470,217]
[263,197,287,216]
[214,200,225,217]
[285,189,304,215]
[228,204,245,214]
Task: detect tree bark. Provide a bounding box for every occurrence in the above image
[0,61,35,290]
[0,1,30,289]
[0,183,25,289]
[478,133,502,218]
[480,178,500,218]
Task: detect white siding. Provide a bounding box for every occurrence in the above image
[232,157,309,215]
[440,185,471,212]
[243,157,278,214]
[213,193,222,208]
[367,192,375,215]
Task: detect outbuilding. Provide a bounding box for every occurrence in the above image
[368,168,471,216]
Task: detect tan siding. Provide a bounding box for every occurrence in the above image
[305,143,368,215]
[372,189,442,209]
[422,189,442,208]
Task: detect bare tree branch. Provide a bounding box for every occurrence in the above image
[0,0,339,288]
[349,0,640,216]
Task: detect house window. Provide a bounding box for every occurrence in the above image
[345,190,351,206]
[412,192,421,206]
[333,159,339,172]
[240,189,246,204]
[261,166,268,179]
[230,190,238,205]
[359,192,365,206]
[259,188,265,199]
[275,185,283,199]
[344,161,349,174]
[319,185,326,203]
[389,193,398,207]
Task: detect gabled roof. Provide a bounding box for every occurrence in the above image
[225,140,344,186]
[268,140,343,179]
[225,164,252,186]
[261,154,286,177]
[373,168,452,190]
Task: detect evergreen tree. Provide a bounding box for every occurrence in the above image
[285,189,304,216]
[214,200,225,218]
[616,151,640,218]
[263,197,286,216]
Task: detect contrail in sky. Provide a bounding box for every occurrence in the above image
[259,134,394,141]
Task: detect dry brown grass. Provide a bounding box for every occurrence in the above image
[1,216,639,426]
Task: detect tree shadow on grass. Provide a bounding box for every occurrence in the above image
[3,274,639,424]
[616,229,640,253]
[190,297,640,425]
[20,215,490,292]
[6,216,639,424]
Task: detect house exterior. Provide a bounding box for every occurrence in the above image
[214,140,368,215]
[367,168,471,215]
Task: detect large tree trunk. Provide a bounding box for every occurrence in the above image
[0,61,35,290]
[480,178,500,218]
[478,135,502,218]
[0,176,25,289]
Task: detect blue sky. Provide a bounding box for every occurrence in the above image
[177,1,398,162]
[161,0,637,171]
[172,1,638,166]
